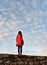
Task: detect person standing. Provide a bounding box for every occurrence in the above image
[16,31,24,55]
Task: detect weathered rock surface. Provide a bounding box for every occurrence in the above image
[0,54,47,65]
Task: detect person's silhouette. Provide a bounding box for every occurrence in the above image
[16,31,24,55]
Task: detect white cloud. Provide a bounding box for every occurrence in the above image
[0,6,7,11]
[17,1,26,13]
[9,13,17,20]
[0,21,4,27]
[23,47,47,56]
[24,0,31,4]
[3,31,9,36]
[0,34,3,40]
[10,1,16,9]
[24,10,44,25]
[39,48,47,56]
[31,0,39,9]
[2,11,8,16]
[43,0,47,5]
[0,15,3,18]
[24,13,32,22]
[0,42,8,53]
[7,21,16,29]
[23,50,42,56]
[33,32,47,47]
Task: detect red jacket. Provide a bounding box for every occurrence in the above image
[16,34,24,46]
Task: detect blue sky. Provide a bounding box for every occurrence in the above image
[0,0,47,56]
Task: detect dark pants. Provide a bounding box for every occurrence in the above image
[18,46,22,55]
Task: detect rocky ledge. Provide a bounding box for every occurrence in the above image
[0,54,47,65]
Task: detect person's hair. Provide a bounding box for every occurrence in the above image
[18,31,22,36]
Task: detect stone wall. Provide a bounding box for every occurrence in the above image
[0,54,47,65]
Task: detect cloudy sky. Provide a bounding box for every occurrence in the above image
[0,0,47,56]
